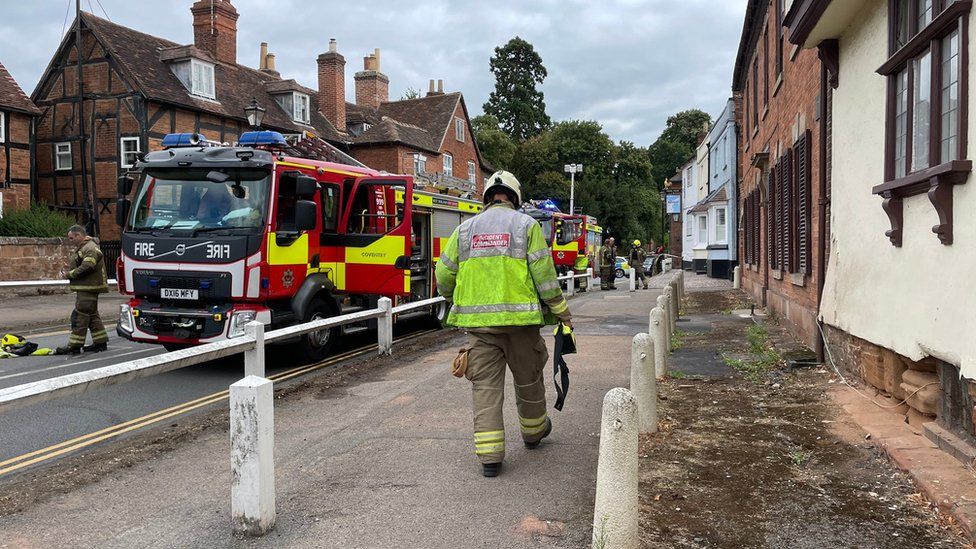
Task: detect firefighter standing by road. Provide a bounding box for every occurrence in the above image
[629,240,648,290]
[599,237,616,290]
[573,249,589,293]
[435,171,572,478]
[56,225,109,355]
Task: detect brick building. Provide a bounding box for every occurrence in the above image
[0,61,40,217]
[31,0,488,241]
[733,0,830,352]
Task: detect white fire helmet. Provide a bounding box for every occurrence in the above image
[483,171,523,208]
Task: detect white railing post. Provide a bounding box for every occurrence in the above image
[377,297,393,356]
[649,307,668,377]
[587,267,596,290]
[244,321,265,378]
[569,274,576,297]
[230,375,275,536]
[630,333,658,434]
[629,266,636,292]
[592,387,639,549]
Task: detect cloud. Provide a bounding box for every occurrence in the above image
[2,0,747,145]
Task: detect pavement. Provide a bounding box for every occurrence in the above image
[0,273,674,548]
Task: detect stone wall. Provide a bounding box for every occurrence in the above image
[0,237,74,296]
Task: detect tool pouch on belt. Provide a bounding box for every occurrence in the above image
[452,347,470,378]
[552,323,574,411]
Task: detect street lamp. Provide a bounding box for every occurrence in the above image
[244,98,266,130]
[564,163,583,215]
[660,190,667,255]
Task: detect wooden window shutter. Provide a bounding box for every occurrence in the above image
[753,192,759,265]
[795,130,811,274]
[783,149,794,273]
[768,168,777,270]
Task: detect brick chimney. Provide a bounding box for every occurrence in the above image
[317,38,346,131]
[354,48,389,109]
[191,0,239,64]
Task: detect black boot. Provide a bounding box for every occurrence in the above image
[524,418,553,449]
[482,462,502,477]
[55,346,81,355]
[83,342,108,353]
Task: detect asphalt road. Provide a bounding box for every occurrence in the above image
[0,317,436,477]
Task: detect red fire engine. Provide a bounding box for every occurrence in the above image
[114,131,480,359]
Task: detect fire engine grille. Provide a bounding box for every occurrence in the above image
[132,270,232,302]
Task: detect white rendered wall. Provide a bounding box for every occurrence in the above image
[821,0,976,376]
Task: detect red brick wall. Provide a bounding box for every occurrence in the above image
[437,101,483,192]
[0,237,73,283]
[737,1,826,349]
[354,72,389,111]
[317,52,346,131]
[191,0,238,65]
[1,110,35,215]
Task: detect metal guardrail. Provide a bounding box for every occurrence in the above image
[0,278,119,289]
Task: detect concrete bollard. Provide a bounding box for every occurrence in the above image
[676,270,684,300]
[377,297,393,355]
[629,267,636,292]
[244,321,265,378]
[657,294,672,348]
[630,333,658,434]
[733,265,741,290]
[592,388,639,549]
[648,307,668,377]
[664,286,677,334]
[230,375,276,536]
[588,267,597,290]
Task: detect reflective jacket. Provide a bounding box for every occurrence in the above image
[435,202,570,328]
[600,245,615,269]
[629,246,647,267]
[68,238,108,294]
[574,253,589,271]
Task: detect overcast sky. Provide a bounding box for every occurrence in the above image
[0,0,747,146]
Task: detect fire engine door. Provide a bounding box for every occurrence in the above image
[337,176,413,296]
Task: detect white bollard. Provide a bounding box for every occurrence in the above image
[230,375,275,536]
[664,286,677,334]
[588,267,596,290]
[657,294,672,349]
[629,267,636,292]
[733,265,741,290]
[244,321,265,378]
[592,388,639,549]
[648,307,668,377]
[630,333,658,434]
[377,297,393,355]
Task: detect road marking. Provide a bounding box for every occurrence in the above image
[0,349,159,381]
[0,329,437,477]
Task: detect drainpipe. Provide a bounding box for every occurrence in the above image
[815,59,830,363]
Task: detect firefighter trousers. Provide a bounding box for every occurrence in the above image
[68,292,108,349]
[600,266,615,290]
[634,266,648,289]
[465,327,550,464]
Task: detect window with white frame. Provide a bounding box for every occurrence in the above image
[55,142,72,171]
[190,59,216,99]
[468,161,476,183]
[0,112,5,143]
[714,207,727,243]
[686,214,693,237]
[293,93,310,124]
[413,153,427,175]
[455,118,465,142]
[121,137,141,168]
[697,215,707,245]
[443,153,453,177]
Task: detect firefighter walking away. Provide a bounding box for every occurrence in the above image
[629,240,648,290]
[57,225,109,355]
[436,171,572,477]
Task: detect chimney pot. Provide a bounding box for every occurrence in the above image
[354,47,389,109]
[266,53,276,72]
[428,79,435,94]
[259,42,268,69]
[437,79,443,93]
[329,38,337,53]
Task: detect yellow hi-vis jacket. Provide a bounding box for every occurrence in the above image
[435,202,571,328]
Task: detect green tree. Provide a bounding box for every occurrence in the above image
[648,138,692,191]
[471,114,517,171]
[483,37,551,141]
[658,109,713,151]
[400,87,421,100]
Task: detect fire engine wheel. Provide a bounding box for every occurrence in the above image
[300,299,340,361]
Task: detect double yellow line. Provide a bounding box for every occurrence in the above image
[0,329,437,478]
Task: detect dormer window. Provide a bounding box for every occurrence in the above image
[190,59,215,99]
[274,92,311,124]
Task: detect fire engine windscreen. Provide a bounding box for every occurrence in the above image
[128,168,270,233]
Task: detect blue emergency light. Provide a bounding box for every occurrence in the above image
[161,132,211,149]
[238,131,287,148]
